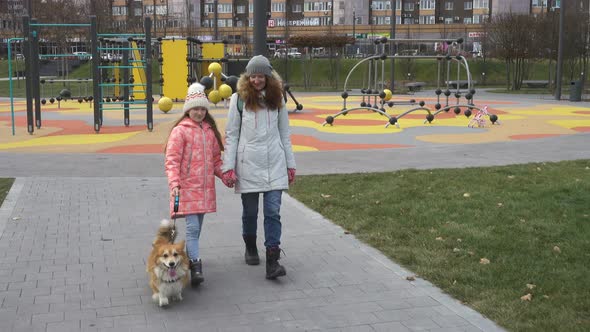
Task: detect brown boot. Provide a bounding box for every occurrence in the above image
[243,235,260,265]
[189,259,204,287]
[265,247,286,280]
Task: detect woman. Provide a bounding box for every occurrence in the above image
[222,55,296,280]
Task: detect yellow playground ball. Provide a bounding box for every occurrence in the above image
[218,84,233,99]
[383,89,393,101]
[208,90,221,104]
[158,97,173,113]
[208,62,222,75]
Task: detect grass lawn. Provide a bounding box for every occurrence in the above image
[289,160,590,332]
[0,178,15,206]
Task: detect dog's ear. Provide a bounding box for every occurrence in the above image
[176,240,186,251]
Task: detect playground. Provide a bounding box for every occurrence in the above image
[1,90,589,153]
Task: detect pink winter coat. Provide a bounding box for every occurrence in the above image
[165,117,223,218]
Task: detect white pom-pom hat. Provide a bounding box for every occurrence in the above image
[183,83,209,112]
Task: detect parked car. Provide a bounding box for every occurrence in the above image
[73,51,92,60]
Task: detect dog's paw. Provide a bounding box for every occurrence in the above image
[158,296,169,307]
[176,293,183,301]
[152,293,159,303]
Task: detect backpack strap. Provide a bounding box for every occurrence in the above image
[237,97,244,117]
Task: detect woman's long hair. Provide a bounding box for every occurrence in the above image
[237,71,284,112]
[164,111,224,152]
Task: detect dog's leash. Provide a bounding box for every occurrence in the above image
[171,193,179,243]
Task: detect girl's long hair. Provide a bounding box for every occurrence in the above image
[164,111,224,152]
[238,71,284,112]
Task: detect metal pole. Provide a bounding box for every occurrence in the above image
[253,0,268,56]
[555,1,565,100]
[390,0,396,92]
[153,0,157,37]
[91,16,101,133]
[23,16,34,134]
[214,0,219,40]
[145,17,154,131]
[31,18,41,129]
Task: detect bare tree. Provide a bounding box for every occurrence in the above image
[486,13,537,90]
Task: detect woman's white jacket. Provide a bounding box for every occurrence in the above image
[222,92,296,193]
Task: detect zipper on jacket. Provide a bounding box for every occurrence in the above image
[200,122,208,204]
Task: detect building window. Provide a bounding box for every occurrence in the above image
[419,15,435,24]
[473,0,489,9]
[218,3,232,13]
[134,8,142,16]
[444,17,453,24]
[292,4,302,12]
[420,0,436,10]
[444,2,454,10]
[464,17,472,24]
[271,2,284,12]
[403,2,414,11]
[464,1,473,10]
[236,5,246,14]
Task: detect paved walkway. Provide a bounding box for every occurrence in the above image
[1,90,589,331]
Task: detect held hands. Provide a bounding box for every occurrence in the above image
[222,170,237,188]
[288,168,296,185]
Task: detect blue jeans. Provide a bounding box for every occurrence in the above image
[241,190,282,248]
[185,214,204,261]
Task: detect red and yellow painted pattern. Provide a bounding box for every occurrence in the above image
[1,95,589,153]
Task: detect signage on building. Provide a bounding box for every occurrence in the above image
[468,32,486,38]
[268,19,275,27]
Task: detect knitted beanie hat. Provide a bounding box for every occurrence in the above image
[183,83,209,113]
[246,55,273,76]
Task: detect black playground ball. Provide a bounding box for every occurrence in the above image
[78,98,83,103]
[435,103,441,110]
[380,36,388,44]
[59,89,72,99]
[342,108,348,116]
[380,53,387,60]
[200,76,214,90]
[160,78,165,84]
[49,98,55,104]
[380,108,386,113]
[40,79,46,84]
[360,101,367,107]
[56,96,63,102]
[465,93,473,100]
[283,83,290,90]
[435,89,442,95]
[410,99,416,103]
[361,88,366,94]
[83,97,89,102]
[455,55,462,60]
[379,91,386,99]
[119,96,125,101]
[41,99,46,105]
[446,55,452,61]
[470,89,476,95]
[341,92,349,99]
[455,93,461,99]
[444,90,451,96]
[490,114,498,123]
[325,116,334,125]
[226,76,238,91]
[464,109,472,117]
[366,103,372,108]
[296,104,303,110]
[366,89,373,94]
[387,101,394,107]
[129,77,135,84]
[454,107,461,115]
[426,114,434,123]
[389,117,398,125]
[419,101,425,107]
[88,96,93,102]
[158,57,164,63]
[105,97,111,102]
[373,39,381,45]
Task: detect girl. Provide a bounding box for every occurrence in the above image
[222,55,296,280]
[165,82,228,286]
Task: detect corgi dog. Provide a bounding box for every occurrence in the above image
[147,219,189,306]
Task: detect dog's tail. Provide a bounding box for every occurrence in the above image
[153,219,175,246]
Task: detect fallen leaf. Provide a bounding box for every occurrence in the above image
[463,193,470,198]
[406,275,416,281]
[468,251,475,256]
[497,202,503,207]
[521,293,533,301]
[11,217,21,221]
[435,237,444,241]
[583,214,589,218]
[375,200,380,205]
[520,218,526,223]
[526,283,536,290]
[480,258,490,264]
[575,178,581,182]
[536,167,542,171]
[429,228,436,233]
[320,194,331,198]
[456,238,462,242]
[543,295,550,299]
[453,248,461,252]
[586,166,590,170]
[553,246,561,253]
[507,175,515,179]
[453,280,457,285]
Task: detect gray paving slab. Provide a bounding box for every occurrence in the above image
[2,132,588,331]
